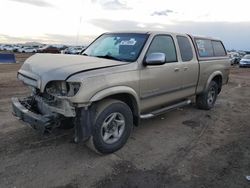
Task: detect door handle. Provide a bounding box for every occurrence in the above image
[174,68,180,72]
[184,67,188,71]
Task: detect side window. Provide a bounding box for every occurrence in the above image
[195,39,214,57]
[177,36,193,61]
[212,41,226,56]
[147,35,177,62]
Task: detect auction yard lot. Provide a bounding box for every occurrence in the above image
[0,54,250,188]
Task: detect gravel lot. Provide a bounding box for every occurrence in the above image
[0,53,250,188]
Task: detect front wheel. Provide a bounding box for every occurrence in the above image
[196,81,218,110]
[89,99,133,154]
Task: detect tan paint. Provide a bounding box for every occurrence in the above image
[16,31,230,117]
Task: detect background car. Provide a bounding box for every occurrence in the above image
[2,45,14,51]
[0,44,4,50]
[37,45,61,53]
[12,45,23,52]
[229,52,241,65]
[18,47,37,53]
[63,46,86,54]
[239,55,250,67]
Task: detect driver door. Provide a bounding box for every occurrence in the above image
[140,34,183,112]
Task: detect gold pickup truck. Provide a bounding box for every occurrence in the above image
[12,31,230,154]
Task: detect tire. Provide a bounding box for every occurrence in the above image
[196,80,218,110]
[89,99,133,154]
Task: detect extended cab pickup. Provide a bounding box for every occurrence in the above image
[12,31,230,154]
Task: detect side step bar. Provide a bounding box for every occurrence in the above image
[140,100,191,119]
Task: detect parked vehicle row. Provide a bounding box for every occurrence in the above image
[0,44,20,51]
[0,44,40,53]
[0,44,85,54]
[228,51,249,67]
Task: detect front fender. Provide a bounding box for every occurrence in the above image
[90,86,140,106]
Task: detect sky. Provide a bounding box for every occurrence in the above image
[0,0,250,50]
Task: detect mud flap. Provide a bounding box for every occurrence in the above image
[74,106,95,143]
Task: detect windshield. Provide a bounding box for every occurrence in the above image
[243,55,250,59]
[82,33,149,62]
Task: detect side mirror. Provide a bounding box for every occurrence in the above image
[144,53,166,66]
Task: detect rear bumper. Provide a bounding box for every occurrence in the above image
[12,97,58,132]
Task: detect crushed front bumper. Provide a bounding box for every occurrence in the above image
[12,97,58,133]
[12,97,94,142]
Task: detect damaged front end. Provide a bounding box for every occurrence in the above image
[12,80,78,134]
[12,96,60,133]
[12,70,94,143]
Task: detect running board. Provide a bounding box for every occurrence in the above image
[140,100,191,119]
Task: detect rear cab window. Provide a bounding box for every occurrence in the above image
[195,39,214,57]
[212,41,227,56]
[194,38,227,58]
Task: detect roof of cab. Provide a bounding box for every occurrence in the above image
[104,30,221,41]
[105,30,184,35]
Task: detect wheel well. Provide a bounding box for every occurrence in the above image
[212,75,222,93]
[102,93,139,126]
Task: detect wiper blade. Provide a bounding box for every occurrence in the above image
[82,53,88,56]
[95,55,125,61]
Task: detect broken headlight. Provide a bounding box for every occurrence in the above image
[45,81,81,97]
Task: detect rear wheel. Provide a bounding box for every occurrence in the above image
[88,99,133,154]
[196,81,218,110]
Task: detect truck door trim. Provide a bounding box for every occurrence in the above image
[140,83,196,100]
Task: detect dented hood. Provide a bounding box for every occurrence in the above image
[18,53,128,90]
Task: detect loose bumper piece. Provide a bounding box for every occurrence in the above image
[12,97,58,133]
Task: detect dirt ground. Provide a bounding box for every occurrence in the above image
[0,53,250,188]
